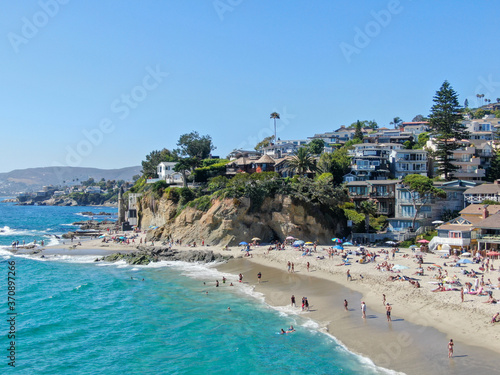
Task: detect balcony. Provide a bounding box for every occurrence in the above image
[477,234,500,243]
[434,237,471,246]
[465,195,500,203]
[370,192,395,198]
[351,165,376,171]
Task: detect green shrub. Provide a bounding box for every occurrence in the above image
[187,195,212,212]
[179,187,196,205]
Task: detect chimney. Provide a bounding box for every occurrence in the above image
[483,205,489,219]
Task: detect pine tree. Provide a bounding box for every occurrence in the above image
[354,120,364,141]
[428,81,469,181]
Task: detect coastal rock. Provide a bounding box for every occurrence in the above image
[140,194,345,247]
[103,248,230,265]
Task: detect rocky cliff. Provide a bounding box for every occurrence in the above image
[140,194,345,246]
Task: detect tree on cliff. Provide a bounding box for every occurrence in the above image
[141,149,177,178]
[174,158,196,188]
[286,148,316,176]
[428,81,469,180]
[354,120,364,141]
[307,139,325,155]
[175,131,216,168]
[358,200,377,233]
[317,147,351,185]
[401,174,446,229]
[255,135,274,151]
[270,112,280,141]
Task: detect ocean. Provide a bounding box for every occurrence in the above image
[0,201,391,374]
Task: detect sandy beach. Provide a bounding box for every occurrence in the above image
[33,235,500,374]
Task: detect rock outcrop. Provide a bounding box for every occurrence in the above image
[140,194,345,246]
[102,248,230,265]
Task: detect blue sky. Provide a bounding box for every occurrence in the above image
[1,1,499,172]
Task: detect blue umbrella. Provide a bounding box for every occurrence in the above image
[343,242,353,246]
[457,258,473,264]
[293,240,305,245]
[239,241,248,246]
[334,245,344,250]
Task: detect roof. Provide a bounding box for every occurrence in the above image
[460,204,500,215]
[232,157,256,166]
[255,154,276,164]
[475,212,500,229]
[437,224,474,232]
[464,184,500,195]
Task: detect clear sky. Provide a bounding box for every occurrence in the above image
[1,1,499,172]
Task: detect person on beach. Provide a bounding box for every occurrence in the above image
[291,295,296,307]
[257,272,262,283]
[344,299,348,311]
[382,294,386,306]
[306,262,310,272]
[492,312,499,323]
[239,273,243,283]
[386,303,392,322]
[291,263,295,273]
[448,339,454,358]
[222,276,226,284]
[461,287,464,303]
[287,261,291,273]
[347,269,352,281]
[361,301,366,319]
[216,280,219,287]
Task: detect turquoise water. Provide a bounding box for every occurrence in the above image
[0,203,389,374]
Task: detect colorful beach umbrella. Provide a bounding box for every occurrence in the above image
[305,241,314,245]
[331,238,342,243]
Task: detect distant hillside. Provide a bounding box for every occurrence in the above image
[0,166,142,195]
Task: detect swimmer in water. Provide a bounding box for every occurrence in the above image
[280,329,286,334]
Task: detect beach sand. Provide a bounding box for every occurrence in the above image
[35,237,500,374]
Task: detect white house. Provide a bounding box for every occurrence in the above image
[157,162,187,185]
[85,186,101,194]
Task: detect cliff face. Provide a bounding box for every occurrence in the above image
[140,194,345,246]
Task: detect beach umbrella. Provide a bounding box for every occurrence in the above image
[461,252,471,257]
[487,251,500,256]
[392,264,409,270]
[409,245,418,248]
[343,242,353,246]
[417,239,430,244]
[432,264,442,268]
[239,241,248,246]
[333,245,343,250]
[293,240,305,245]
[251,237,261,241]
[385,241,397,246]
[286,236,295,240]
[432,220,444,225]
[305,241,314,245]
[331,238,342,243]
[457,258,473,264]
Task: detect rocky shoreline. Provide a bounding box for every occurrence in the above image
[101,247,232,265]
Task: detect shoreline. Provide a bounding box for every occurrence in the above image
[15,237,500,374]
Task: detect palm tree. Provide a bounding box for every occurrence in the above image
[358,200,377,233]
[286,147,316,177]
[270,112,280,142]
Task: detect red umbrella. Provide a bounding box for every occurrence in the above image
[417,239,430,244]
[487,251,500,256]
